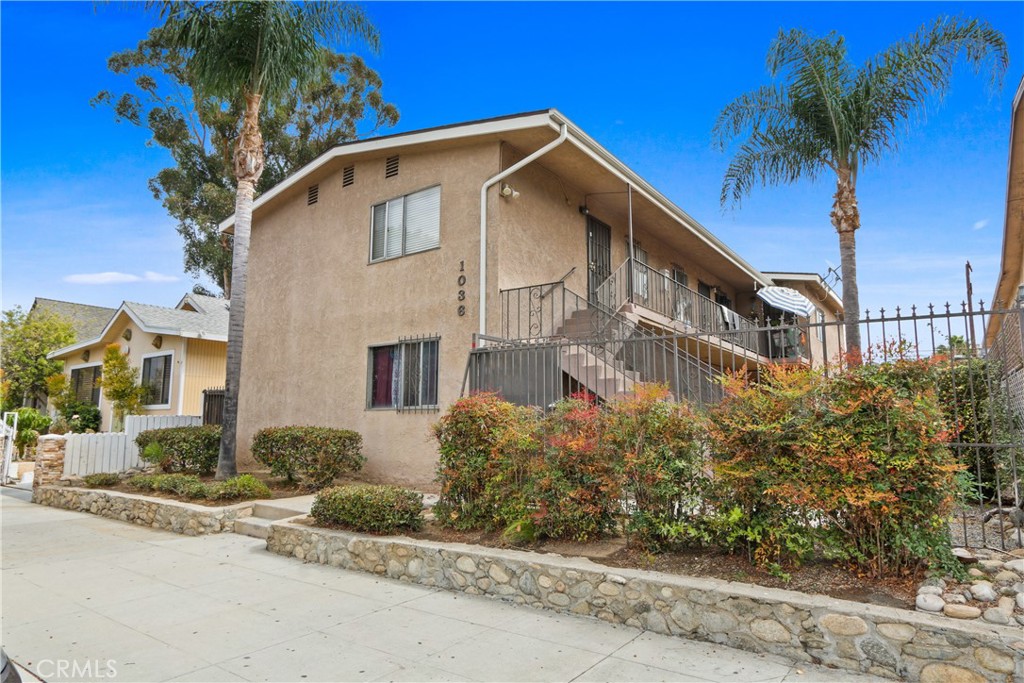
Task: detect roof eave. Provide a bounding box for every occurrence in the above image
[219,110,559,234]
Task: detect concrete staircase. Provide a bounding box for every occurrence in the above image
[554,308,642,400]
[234,495,315,539]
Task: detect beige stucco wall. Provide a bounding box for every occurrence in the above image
[492,150,748,309]
[56,316,206,431]
[236,142,501,487]
[235,137,818,488]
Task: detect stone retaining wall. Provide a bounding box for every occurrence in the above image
[267,520,1023,683]
[33,486,251,536]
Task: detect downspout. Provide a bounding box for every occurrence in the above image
[479,122,569,337]
[627,184,635,304]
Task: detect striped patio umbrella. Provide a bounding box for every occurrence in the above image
[756,286,817,318]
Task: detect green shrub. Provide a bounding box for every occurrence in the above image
[12,407,51,456]
[434,392,621,541]
[933,357,1020,501]
[127,473,208,499]
[529,394,621,541]
[126,473,271,502]
[142,442,165,464]
[251,426,364,490]
[311,484,423,533]
[707,360,963,578]
[82,472,120,488]
[65,401,101,433]
[208,474,271,501]
[432,393,535,529]
[136,425,221,474]
[603,385,710,551]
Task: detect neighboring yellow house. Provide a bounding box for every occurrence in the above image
[218,109,844,486]
[48,293,228,431]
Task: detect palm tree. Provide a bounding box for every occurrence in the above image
[151,1,379,478]
[713,17,1007,358]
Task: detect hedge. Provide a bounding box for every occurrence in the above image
[251,426,364,490]
[311,485,423,534]
[135,425,221,474]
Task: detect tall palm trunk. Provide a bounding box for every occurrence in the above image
[217,92,264,480]
[831,167,862,361]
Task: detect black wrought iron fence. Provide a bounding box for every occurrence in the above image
[202,387,225,425]
[468,297,1024,551]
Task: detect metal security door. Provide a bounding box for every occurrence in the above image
[586,216,611,304]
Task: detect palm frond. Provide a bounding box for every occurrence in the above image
[711,85,794,150]
[853,15,1008,165]
[720,127,830,207]
[161,1,378,103]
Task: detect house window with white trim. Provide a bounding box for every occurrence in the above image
[368,338,439,411]
[141,353,173,407]
[370,185,441,262]
[70,365,102,405]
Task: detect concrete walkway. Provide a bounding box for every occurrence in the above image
[1,488,889,683]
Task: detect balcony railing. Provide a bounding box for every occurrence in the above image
[597,259,763,354]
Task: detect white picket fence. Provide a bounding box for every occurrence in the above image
[63,415,202,477]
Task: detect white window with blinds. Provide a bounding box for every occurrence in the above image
[141,351,174,408]
[370,185,441,262]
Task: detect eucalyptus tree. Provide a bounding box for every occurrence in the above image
[713,17,1007,356]
[94,26,397,298]
[151,1,380,478]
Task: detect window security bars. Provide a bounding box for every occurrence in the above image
[369,335,440,413]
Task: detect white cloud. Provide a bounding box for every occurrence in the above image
[973,219,989,230]
[64,271,180,285]
[142,271,179,283]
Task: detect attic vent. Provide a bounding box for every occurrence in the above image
[307,184,319,205]
[342,165,355,187]
[385,155,399,178]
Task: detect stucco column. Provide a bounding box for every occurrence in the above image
[32,435,67,498]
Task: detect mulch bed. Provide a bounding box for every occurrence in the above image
[407,521,918,610]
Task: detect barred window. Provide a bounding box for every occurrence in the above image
[368,338,439,411]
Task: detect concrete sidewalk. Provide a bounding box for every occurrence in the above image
[1,488,888,683]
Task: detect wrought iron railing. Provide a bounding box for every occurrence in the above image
[594,259,764,354]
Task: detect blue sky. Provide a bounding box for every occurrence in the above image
[2,1,1022,318]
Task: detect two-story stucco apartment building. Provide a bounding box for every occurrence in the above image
[221,110,843,486]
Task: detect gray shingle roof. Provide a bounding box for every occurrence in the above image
[124,297,229,340]
[30,298,117,341]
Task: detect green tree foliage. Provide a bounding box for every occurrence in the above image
[45,373,102,433]
[10,407,52,457]
[93,21,399,296]
[100,344,146,431]
[0,307,76,411]
[713,17,1007,356]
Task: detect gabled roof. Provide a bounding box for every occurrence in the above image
[48,294,229,360]
[29,297,117,341]
[219,108,773,288]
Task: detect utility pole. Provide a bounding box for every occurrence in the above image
[966,261,977,355]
